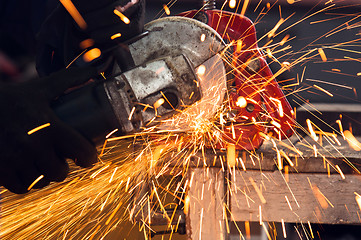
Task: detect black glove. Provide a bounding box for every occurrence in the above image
[0,67,98,194]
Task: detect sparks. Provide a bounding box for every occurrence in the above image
[59,0,87,29]
[83,48,101,62]
[114,9,130,24]
[318,48,328,62]
[229,0,236,9]
[110,33,122,40]
[163,4,170,15]
[27,123,51,135]
[27,175,44,191]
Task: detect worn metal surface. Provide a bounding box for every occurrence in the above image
[106,17,227,134]
[129,16,227,132]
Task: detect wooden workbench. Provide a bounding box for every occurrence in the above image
[182,135,361,239]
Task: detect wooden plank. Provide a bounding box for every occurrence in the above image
[159,135,361,174]
[230,171,361,224]
[187,168,227,240]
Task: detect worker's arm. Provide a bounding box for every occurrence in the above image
[0,67,98,194]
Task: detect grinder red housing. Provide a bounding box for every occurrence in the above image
[178,9,295,150]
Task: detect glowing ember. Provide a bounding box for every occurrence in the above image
[83,48,101,62]
[236,96,247,108]
[59,0,87,29]
[79,39,94,49]
[229,0,236,9]
[163,4,171,15]
[110,33,122,40]
[344,130,361,151]
[114,9,130,24]
[27,123,51,135]
[153,98,165,109]
[197,64,206,76]
[27,175,44,191]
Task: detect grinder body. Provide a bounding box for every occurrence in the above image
[51,17,226,144]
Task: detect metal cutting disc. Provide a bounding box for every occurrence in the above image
[128,16,227,131]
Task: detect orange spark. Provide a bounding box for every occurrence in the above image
[336,120,345,139]
[311,184,334,209]
[280,34,290,45]
[344,130,361,151]
[277,149,283,170]
[105,201,122,225]
[83,48,101,62]
[197,65,206,75]
[285,195,293,210]
[154,98,165,109]
[105,129,118,139]
[236,96,247,108]
[271,120,281,129]
[227,144,236,167]
[306,119,319,141]
[285,165,289,182]
[245,221,251,239]
[335,165,345,180]
[27,123,50,135]
[238,157,246,171]
[250,177,266,204]
[270,97,284,117]
[229,0,236,9]
[259,205,263,225]
[114,9,130,24]
[240,0,250,16]
[109,167,118,183]
[318,48,328,62]
[236,40,243,53]
[282,219,287,238]
[261,222,272,240]
[59,0,87,29]
[27,175,44,191]
[184,195,190,214]
[308,221,314,238]
[128,106,136,120]
[200,33,206,42]
[355,192,361,211]
[268,18,285,38]
[79,39,94,49]
[110,33,122,40]
[163,4,170,15]
[313,84,333,97]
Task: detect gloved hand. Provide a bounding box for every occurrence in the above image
[0,67,98,194]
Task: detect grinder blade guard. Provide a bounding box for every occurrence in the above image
[52,17,226,144]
